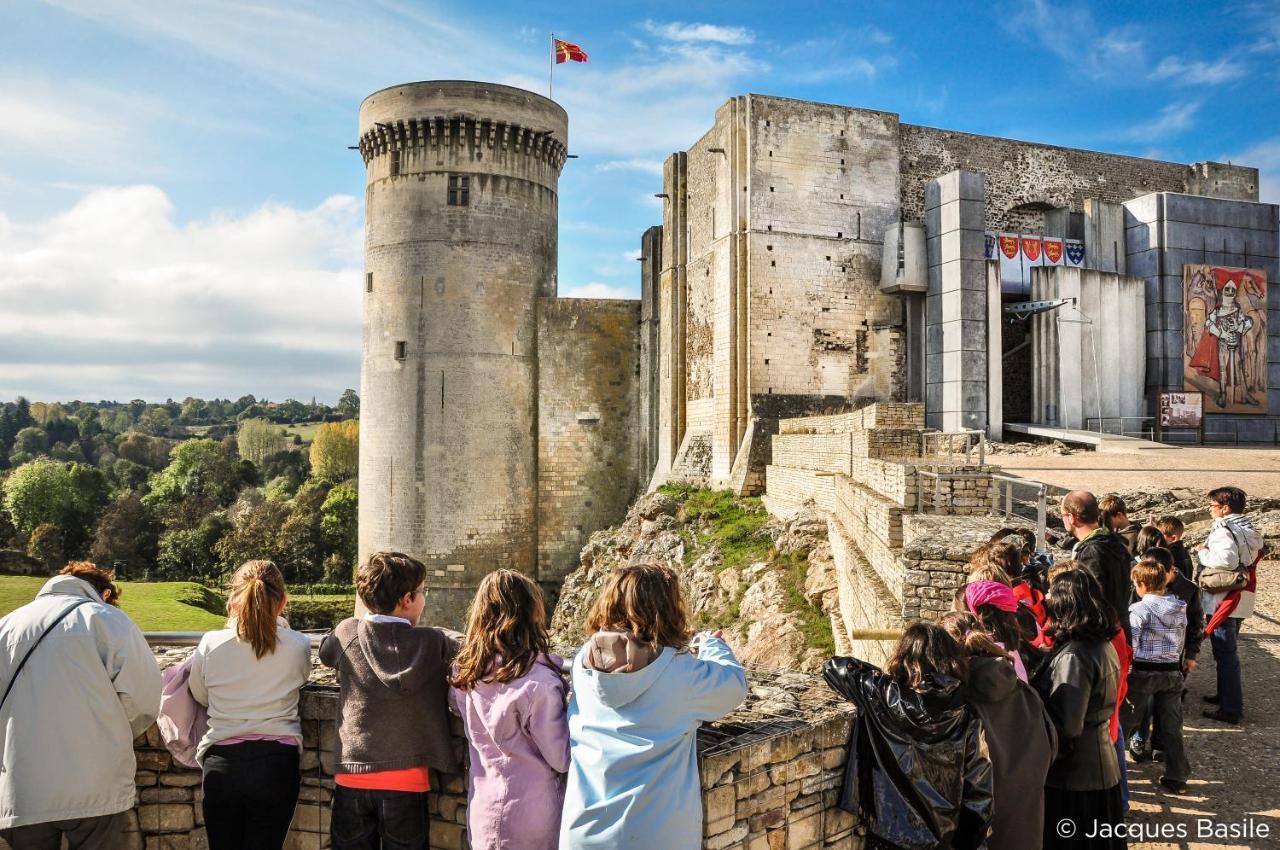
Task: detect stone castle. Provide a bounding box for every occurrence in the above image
[355,80,1279,624]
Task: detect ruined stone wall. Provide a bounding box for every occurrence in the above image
[900,124,1193,233]
[45,680,861,850]
[536,298,642,588]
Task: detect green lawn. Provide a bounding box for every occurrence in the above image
[283,422,323,444]
[0,575,229,631]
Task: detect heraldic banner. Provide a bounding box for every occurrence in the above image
[1183,264,1268,414]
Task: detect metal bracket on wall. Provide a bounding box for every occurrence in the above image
[1003,298,1074,321]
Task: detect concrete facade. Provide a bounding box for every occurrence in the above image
[356,82,643,623]
[1124,192,1280,439]
[642,93,1275,481]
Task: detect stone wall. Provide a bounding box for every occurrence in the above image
[536,297,643,589]
[18,678,861,850]
[899,124,1254,232]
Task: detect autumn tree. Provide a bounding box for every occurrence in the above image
[237,418,285,467]
[310,421,359,482]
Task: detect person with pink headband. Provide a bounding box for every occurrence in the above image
[966,581,1030,682]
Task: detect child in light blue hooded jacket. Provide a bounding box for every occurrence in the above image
[559,564,748,850]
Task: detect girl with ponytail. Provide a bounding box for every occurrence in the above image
[188,560,311,850]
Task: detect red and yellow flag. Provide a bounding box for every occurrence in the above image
[554,39,588,64]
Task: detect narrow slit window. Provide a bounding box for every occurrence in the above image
[447,174,470,206]
[394,341,407,361]
[365,272,373,292]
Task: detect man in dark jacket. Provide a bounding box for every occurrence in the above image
[1062,491,1134,640]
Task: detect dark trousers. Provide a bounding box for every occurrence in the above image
[202,740,301,850]
[1211,617,1244,719]
[330,785,430,850]
[1122,670,1190,783]
[0,812,127,850]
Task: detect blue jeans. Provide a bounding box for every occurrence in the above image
[331,786,430,850]
[1211,617,1243,719]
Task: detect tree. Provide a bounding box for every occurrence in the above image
[90,493,157,578]
[320,484,358,569]
[27,523,64,570]
[337,389,360,419]
[261,448,309,491]
[310,421,359,482]
[3,459,74,534]
[237,418,285,467]
[213,500,289,575]
[156,514,228,580]
[144,439,245,511]
[137,406,173,436]
[76,408,102,441]
[116,432,171,469]
[11,427,47,459]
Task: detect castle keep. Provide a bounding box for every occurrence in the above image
[356,82,642,621]
[357,81,1279,623]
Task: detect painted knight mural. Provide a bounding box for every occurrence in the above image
[1184,265,1268,414]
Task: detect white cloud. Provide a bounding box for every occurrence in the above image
[779,28,898,84]
[1228,137,1280,204]
[1123,102,1201,140]
[0,186,362,401]
[41,0,513,97]
[1004,0,1146,81]
[560,282,636,300]
[643,21,755,46]
[1150,56,1247,85]
[624,250,642,262]
[597,159,665,175]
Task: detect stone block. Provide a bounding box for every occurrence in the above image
[135,750,172,772]
[159,772,203,788]
[136,804,194,834]
[935,170,984,203]
[705,783,738,834]
[428,819,466,850]
[139,787,193,804]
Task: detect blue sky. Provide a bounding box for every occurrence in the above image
[1,0,1277,402]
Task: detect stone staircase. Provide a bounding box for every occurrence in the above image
[762,403,1018,664]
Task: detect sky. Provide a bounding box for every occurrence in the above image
[1,0,1278,403]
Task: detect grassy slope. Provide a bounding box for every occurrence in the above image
[657,485,835,655]
[0,575,228,630]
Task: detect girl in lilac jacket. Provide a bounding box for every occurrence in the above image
[449,570,570,850]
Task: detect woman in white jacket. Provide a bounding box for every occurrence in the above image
[0,563,162,849]
[189,560,311,850]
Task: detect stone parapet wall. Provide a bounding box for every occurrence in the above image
[762,466,839,518]
[8,678,862,850]
[778,403,924,435]
[828,514,904,669]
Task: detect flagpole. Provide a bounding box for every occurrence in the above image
[549,32,554,99]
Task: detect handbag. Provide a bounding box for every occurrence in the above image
[1197,524,1251,593]
[0,599,91,712]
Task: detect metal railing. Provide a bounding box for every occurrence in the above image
[1084,416,1155,439]
[990,473,1057,550]
[145,631,328,648]
[921,429,986,465]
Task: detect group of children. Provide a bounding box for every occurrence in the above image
[176,486,1255,850]
[186,555,746,850]
[822,488,1255,850]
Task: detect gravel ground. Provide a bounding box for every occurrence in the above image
[1127,558,1280,849]
[993,447,1280,500]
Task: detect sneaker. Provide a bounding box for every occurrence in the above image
[1128,736,1150,763]
[1159,776,1188,794]
[1201,708,1241,724]
[1203,693,1220,705]
[1152,749,1165,763]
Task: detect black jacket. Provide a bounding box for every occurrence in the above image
[963,657,1058,850]
[1072,530,1134,638]
[1168,540,1195,581]
[1031,639,1120,791]
[824,657,993,850]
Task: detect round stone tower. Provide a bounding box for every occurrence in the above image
[357,81,567,624]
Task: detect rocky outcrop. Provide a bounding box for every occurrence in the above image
[549,489,839,672]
